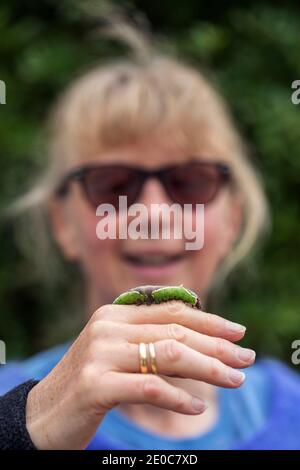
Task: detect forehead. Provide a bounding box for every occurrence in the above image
[74,130,225,170]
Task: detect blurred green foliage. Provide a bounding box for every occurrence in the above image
[0,1,299,367]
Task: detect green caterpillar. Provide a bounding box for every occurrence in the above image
[113,284,202,310]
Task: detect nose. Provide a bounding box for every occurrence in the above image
[137,178,172,207]
[134,178,179,237]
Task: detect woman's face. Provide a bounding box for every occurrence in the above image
[50,133,241,310]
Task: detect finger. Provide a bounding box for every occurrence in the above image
[110,341,246,388]
[96,302,246,342]
[98,322,255,368]
[100,371,207,415]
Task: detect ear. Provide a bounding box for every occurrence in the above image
[48,196,79,261]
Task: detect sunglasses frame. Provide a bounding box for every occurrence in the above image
[56,160,231,207]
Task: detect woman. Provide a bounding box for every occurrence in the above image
[1,27,300,450]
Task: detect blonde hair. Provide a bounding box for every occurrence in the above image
[10,17,270,288]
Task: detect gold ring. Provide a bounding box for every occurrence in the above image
[148,342,158,375]
[139,343,148,374]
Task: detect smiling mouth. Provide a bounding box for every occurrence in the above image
[122,252,186,267]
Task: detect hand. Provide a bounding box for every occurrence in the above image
[26,302,255,449]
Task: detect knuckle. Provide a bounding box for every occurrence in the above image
[122,342,133,359]
[167,323,186,342]
[201,312,224,333]
[209,357,222,381]
[165,301,186,319]
[87,321,101,340]
[215,338,227,357]
[164,339,182,363]
[142,376,161,400]
[96,321,117,340]
[211,313,226,330]
[85,330,111,361]
[174,389,187,413]
[200,312,211,332]
[93,304,114,321]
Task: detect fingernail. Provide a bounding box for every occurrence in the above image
[191,397,208,413]
[229,369,245,384]
[226,321,246,334]
[237,348,256,363]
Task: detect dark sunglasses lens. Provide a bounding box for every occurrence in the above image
[166,163,226,204]
[81,167,141,208]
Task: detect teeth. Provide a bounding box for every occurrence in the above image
[141,255,168,263]
[125,253,183,266]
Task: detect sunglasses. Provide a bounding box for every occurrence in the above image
[56,160,231,208]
